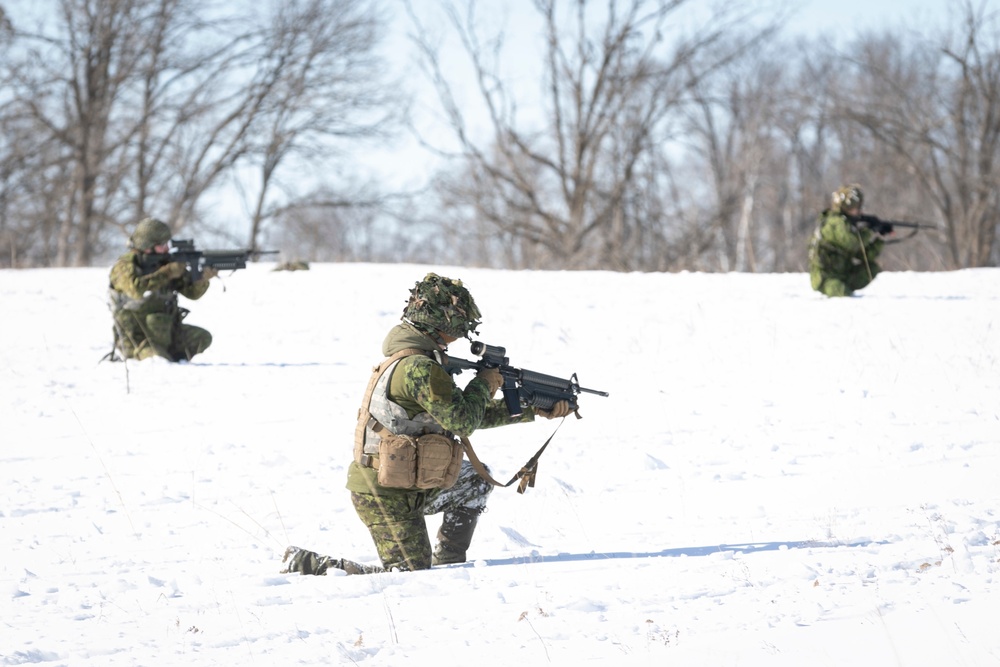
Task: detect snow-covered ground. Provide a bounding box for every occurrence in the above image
[3,262,999,666]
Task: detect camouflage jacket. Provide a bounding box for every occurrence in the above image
[108,249,210,317]
[345,322,536,495]
[808,210,884,281]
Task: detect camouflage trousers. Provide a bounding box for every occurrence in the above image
[810,261,880,297]
[353,460,493,571]
[114,310,212,361]
[281,460,492,576]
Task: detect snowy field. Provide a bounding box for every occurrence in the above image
[2,262,999,666]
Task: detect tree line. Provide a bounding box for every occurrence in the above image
[1,0,998,272]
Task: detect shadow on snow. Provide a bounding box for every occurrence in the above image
[470,539,884,568]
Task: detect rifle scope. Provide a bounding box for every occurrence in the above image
[470,342,506,360]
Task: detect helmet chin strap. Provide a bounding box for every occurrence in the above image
[402,318,450,349]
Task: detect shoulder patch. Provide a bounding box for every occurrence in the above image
[392,354,454,406]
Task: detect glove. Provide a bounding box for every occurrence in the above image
[201,266,219,280]
[161,261,187,279]
[536,400,572,419]
[475,367,503,396]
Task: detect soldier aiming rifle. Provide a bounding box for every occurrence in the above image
[281,273,608,577]
[808,184,934,298]
[106,217,277,362]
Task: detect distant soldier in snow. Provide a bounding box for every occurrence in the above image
[282,273,570,576]
[107,217,218,361]
[808,184,893,297]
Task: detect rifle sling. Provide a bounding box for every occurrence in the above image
[883,226,921,244]
[461,416,565,494]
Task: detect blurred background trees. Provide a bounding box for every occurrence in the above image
[1,0,997,271]
[0,0,395,266]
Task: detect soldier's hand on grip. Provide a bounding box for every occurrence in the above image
[201,266,219,280]
[476,367,503,396]
[536,400,572,419]
[161,261,187,279]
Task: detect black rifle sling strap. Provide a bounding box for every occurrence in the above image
[883,225,921,245]
[461,416,566,494]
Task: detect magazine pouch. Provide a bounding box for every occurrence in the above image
[377,433,463,490]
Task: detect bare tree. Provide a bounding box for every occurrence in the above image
[682,49,792,272]
[837,1,1000,269]
[407,0,783,270]
[0,0,395,266]
[769,43,843,272]
[5,0,996,272]
[266,178,427,262]
[125,0,266,240]
[0,6,11,40]
[3,0,147,266]
[237,0,398,251]
[1,0,259,264]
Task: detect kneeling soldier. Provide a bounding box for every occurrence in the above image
[283,273,569,575]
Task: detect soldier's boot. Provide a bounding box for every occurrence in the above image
[821,277,850,298]
[173,325,212,361]
[432,508,481,566]
[280,546,384,576]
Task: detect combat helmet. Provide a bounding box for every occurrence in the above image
[129,217,172,250]
[403,273,481,339]
[831,184,863,214]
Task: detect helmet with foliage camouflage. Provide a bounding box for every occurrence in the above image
[831,184,863,214]
[129,217,172,250]
[403,273,481,339]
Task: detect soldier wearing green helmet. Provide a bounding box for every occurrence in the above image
[401,272,483,341]
[808,184,890,297]
[281,273,571,576]
[107,217,218,361]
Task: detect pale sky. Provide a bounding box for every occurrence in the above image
[788,0,953,37]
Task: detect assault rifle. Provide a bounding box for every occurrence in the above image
[139,238,279,281]
[849,214,935,235]
[444,341,609,418]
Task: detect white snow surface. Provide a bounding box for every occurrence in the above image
[2,263,999,666]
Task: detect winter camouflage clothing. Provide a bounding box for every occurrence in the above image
[352,461,494,570]
[809,208,885,297]
[284,275,547,577]
[347,322,534,571]
[108,248,213,361]
[346,322,535,494]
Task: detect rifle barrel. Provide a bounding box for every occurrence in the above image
[886,220,934,229]
[857,215,934,230]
